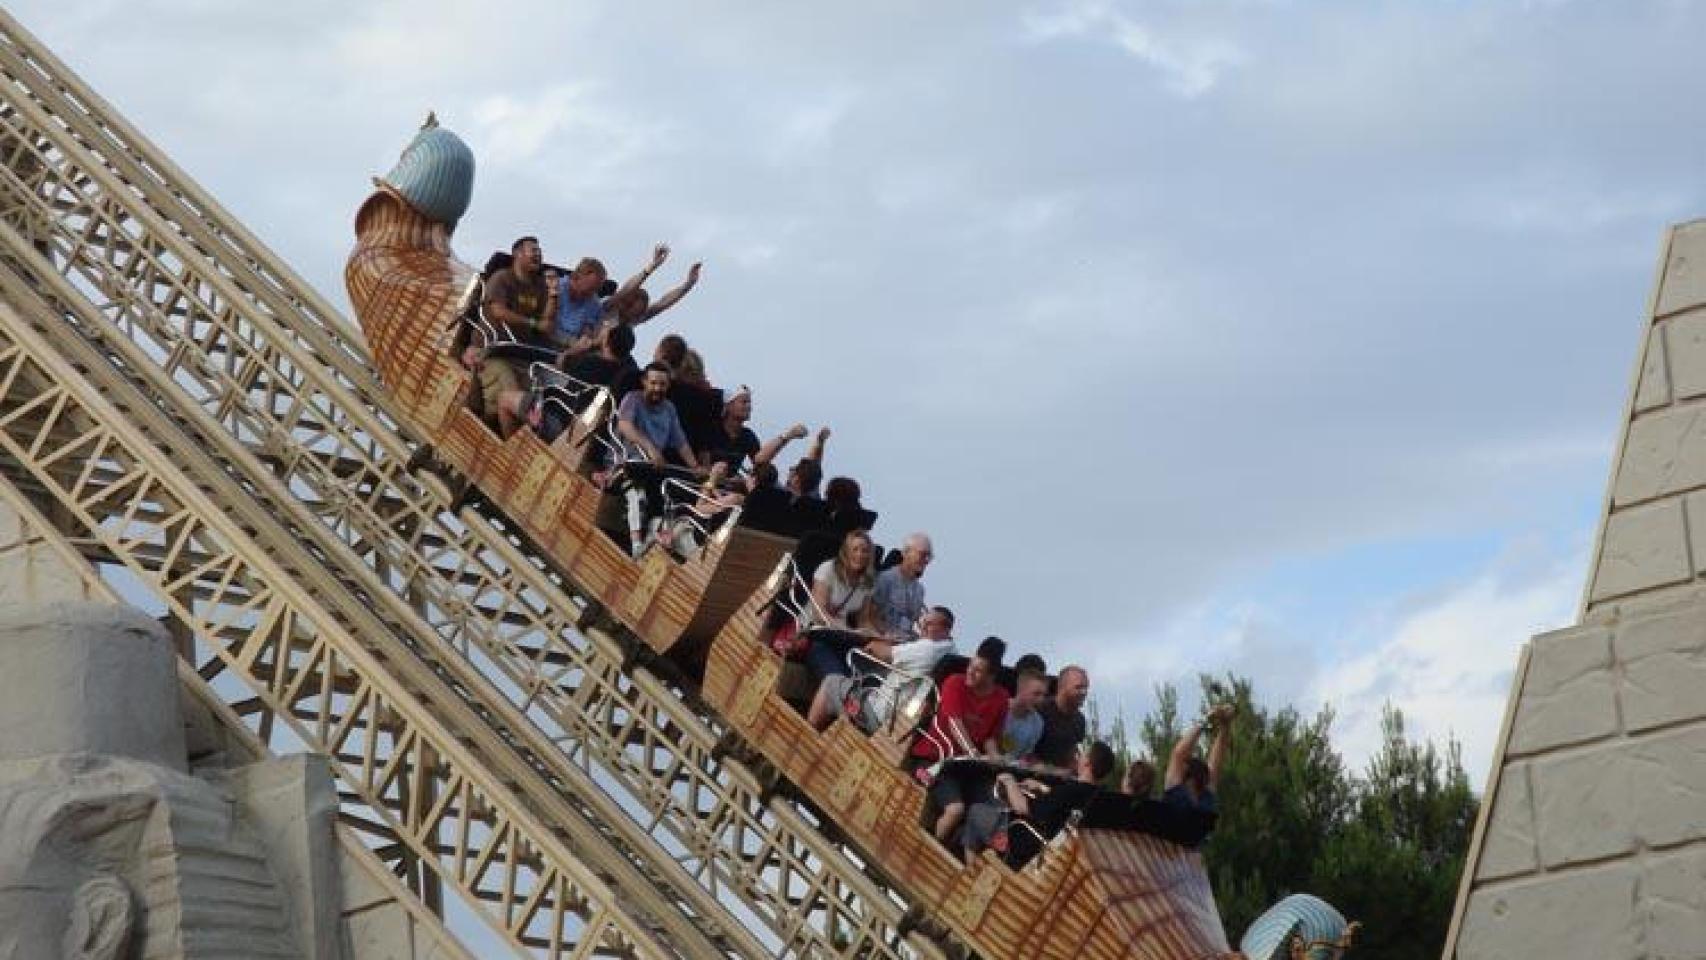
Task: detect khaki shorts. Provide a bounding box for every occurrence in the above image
[477,358,522,414]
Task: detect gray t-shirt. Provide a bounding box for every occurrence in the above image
[870,567,925,637]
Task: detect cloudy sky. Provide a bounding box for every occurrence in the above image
[15,0,1706,781]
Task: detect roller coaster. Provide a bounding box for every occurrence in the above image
[0,9,1321,957]
[347,116,1232,958]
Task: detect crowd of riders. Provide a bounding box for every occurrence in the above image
[457,236,1236,868]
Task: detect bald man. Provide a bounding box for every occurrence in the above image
[1034,665,1090,771]
[871,532,933,639]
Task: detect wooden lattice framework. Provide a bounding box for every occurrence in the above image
[0,468,478,960]
[0,9,944,959]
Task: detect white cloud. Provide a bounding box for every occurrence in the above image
[1310,551,1584,781]
[1021,0,1243,98]
[765,88,861,166]
[466,85,672,206]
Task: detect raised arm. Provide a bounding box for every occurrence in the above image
[755,423,808,466]
[806,426,830,465]
[1206,704,1234,791]
[614,242,670,300]
[643,261,701,321]
[1165,721,1205,790]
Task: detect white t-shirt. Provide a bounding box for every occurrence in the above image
[812,560,871,627]
[889,637,955,676]
[864,638,956,729]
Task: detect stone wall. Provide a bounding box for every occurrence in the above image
[1455,591,1706,957]
[1451,221,1706,958]
[1588,219,1706,609]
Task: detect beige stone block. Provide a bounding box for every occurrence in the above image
[1508,626,1617,755]
[338,848,397,915]
[1687,492,1706,577]
[1628,726,1706,849]
[343,902,415,959]
[1642,847,1706,958]
[231,754,343,960]
[1658,221,1706,318]
[1532,745,1637,867]
[0,542,95,608]
[1614,406,1706,505]
[1639,325,1674,412]
[1456,866,1639,960]
[1666,311,1706,402]
[0,499,20,549]
[1616,603,1706,731]
[1591,499,1691,601]
[0,603,186,770]
[1475,763,1537,881]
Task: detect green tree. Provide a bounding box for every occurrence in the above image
[1188,675,1352,937]
[1312,707,1477,960]
[1113,677,1478,958]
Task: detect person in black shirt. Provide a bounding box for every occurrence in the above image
[964,739,1115,868]
[704,387,810,474]
[563,323,640,401]
[1164,704,1235,816]
[1033,665,1089,770]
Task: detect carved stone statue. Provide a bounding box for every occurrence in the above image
[0,602,326,960]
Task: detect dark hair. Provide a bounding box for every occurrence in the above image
[642,361,673,379]
[790,458,823,495]
[824,476,862,512]
[974,635,1006,668]
[1013,653,1047,676]
[750,461,779,489]
[511,235,539,254]
[931,604,955,629]
[617,287,651,320]
[1184,755,1210,792]
[1123,759,1156,797]
[605,323,636,357]
[656,334,688,368]
[1015,668,1047,689]
[1086,740,1116,782]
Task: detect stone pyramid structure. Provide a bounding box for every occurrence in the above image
[1450,219,1706,958]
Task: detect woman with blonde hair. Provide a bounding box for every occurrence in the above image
[676,347,710,390]
[806,529,880,678]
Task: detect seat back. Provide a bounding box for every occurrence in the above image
[739,487,795,536]
[670,383,724,456]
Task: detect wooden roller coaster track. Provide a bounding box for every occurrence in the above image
[344,126,1235,960]
[0,7,1242,957]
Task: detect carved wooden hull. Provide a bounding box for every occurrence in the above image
[347,185,1242,960]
